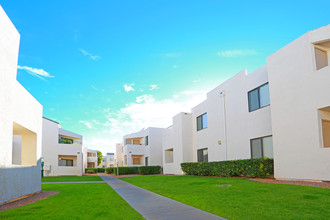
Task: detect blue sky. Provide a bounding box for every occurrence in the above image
[2,0,329,154]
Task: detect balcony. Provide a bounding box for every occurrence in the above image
[87,157,97,163]
[123,144,145,156]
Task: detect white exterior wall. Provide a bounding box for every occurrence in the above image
[103,153,115,168]
[42,118,84,176]
[267,25,330,181]
[0,5,43,204]
[87,149,98,168]
[122,127,165,167]
[163,113,193,175]
[115,144,123,167]
[191,66,272,162]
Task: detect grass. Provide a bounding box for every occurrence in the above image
[120,175,330,220]
[41,176,103,182]
[0,183,144,220]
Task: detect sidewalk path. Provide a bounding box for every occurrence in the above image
[101,175,226,220]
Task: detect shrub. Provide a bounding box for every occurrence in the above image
[86,169,96,174]
[85,168,97,173]
[138,166,161,175]
[181,158,274,178]
[105,167,114,174]
[97,168,105,173]
[111,166,162,175]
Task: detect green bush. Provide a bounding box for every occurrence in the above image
[97,168,105,173]
[137,166,161,175]
[86,169,96,174]
[111,166,162,175]
[181,158,274,178]
[105,167,114,174]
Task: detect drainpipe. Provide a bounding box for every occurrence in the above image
[220,91,228,160]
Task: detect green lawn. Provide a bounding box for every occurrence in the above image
[0,183,144,220]
[120,175,330,220]
[42,176,103,182]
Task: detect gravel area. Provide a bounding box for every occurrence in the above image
[251,178,330,188]
[0,191,58,211]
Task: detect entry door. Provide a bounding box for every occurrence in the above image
[145,157,148,166]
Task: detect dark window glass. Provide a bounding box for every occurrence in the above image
[248,88,260,112]
[248,83,270,112]
[145,136,149,145]
[197,148,208,162]
[197,113,207,131]
[251,136,273,159]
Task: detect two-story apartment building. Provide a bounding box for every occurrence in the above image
[163,25,330,181]
[103,153,115,168]
[117,127,165,167]
[86,149,98,168]
[0,5,43,204]
[163,66,271,174]
[42,117,84,176]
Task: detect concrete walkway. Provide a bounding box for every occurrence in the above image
[101,175,226,220]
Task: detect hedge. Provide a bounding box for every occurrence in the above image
[107,166,161,175]
[105,167,114,174]
[181,158,273,178]
[85,168,105,173]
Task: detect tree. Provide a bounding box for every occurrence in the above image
[97,151,103,165]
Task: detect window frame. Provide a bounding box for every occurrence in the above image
[58,159,74,166]
[197,148,208,162]
[248,82,270,112]
[145,136,149,146]
[196,113,207,131]
[250,135,273,159]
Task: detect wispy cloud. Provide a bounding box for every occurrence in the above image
[149,84,159,91]
[79,120,93,129]
[124,83,135,92]
[79,48,101,60]
[17,65,54,80]
[217,49,257,58]
[173,65,179,69]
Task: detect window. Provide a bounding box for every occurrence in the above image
[165,148,173,163]
[248,83,270,112]
[145,136,149,146]
[145,157,149,166]
[59,159,73,166]
[197,113,207,131]
[315,47,328,70]
[197,148,208,162]
[250,136,273,159]
[321,120,330,148]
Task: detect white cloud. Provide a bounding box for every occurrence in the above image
[79,120,93,129]
[124,83,135,92]
[102,90,207,139]
[217,49,257,58]
[149,84,158,91]
[193,79,201,83]
[17,65,54,79]
[79,48,101,60]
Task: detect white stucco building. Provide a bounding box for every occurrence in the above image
[267,25,330,181]
[114,143,123,167]
[163,25,330,181]
[0,5,43,204]
[117,128,165,167]
[87,149,98,168]
[42,117,84,176]
[103,153,115,168]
